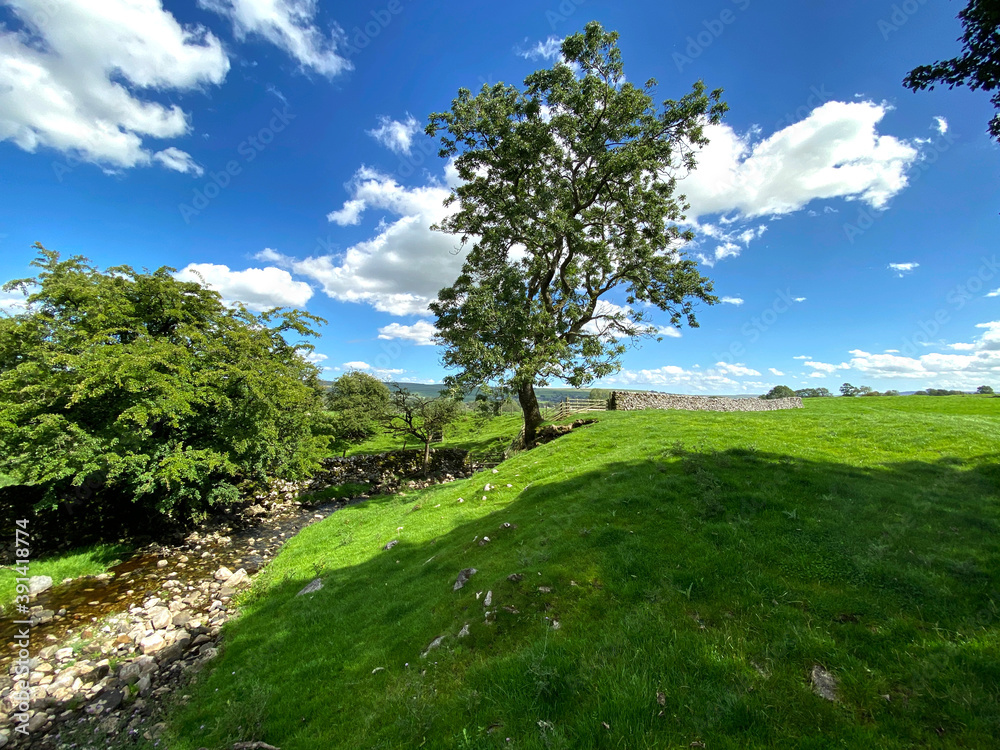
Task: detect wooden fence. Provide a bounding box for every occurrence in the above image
[503,397,607,458]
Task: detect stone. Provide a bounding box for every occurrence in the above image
[453,568,477,591]
[148,607,171,630]
[91,688,123,713]
[172,612,193,628]
[156,560,168,568]
[297,578,323,596]
[610,390,802,413]
[28,575,53,596]
[457,623,470,638]
[119,663,141,685]
[30,609,55,626]
[213,566,233,581]
[55,647,73,660]
[0,730,8,748]
[139,634,166,655]
[810,665,838,701]
[484,590,492,607]
[222,568,249,589]
[136,673,152,695]
[383,540,399,551]
[507,573,523,583]
[421,636,445,657]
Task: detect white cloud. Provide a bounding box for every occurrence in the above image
[263,167,463,316]
[343,361,371,370]
[792,355,812,360]
[794,297,807,303]
[769,368,785,376]
[720,296,744,306]
[517,36,563,61]
[602,362,763,393]
[153,147,204,176]
[691,222,766,267]
[657,326,682,338]
[808,372,827,379]
[303,351,328,364]
[803,360,849,373]
[0,0,229,169]
[986,288,1000,298]
[367,114,420,155]
[934,116,949,135]
[341,360,405,378]
[0,288,32,315]
[175,263,313,311]
[680,101,919,221]
[888,262,919,277]
[198,0,350,77]
[377,321,438,346]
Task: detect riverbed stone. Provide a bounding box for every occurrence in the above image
[148,607,171,630]
[139,634,165,655]
[28,575,53,596]
[213,566,233,581]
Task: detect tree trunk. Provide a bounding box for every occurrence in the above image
[422,438,432,476]
[517,381,543,446]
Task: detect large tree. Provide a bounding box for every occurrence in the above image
[427,22,724,444]
[0,245,329,538]
[325,370,391,455]
[380,386,462,475]
[903,0,1000,142]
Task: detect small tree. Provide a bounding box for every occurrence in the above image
[840,383,860,397]
[427,22,725,444]
[977,385,995,394]
[761,385,795,400]
[795,387,832,398]
[884,390,901,397]
[325,371,391,455]
[382,386,462,474]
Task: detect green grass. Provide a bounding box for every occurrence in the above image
[0,543,131,616]
[346,413,524,456]
[164,396,1000,749]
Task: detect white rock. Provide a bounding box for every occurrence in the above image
[28,576,53,596]
[139,634,165,655]
[213,567,233,581]
[484,591,492,607]
[222,568,248,589]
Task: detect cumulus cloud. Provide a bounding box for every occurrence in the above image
[657,326,682,338]
[602,362,764,393]
[175,263,313,311]
[153,147,204,176]
[934,116,949,135]
[769,368,785,376]
[793,355,812,360]
[0,0,229,169]
[803,360,849,373]
[197,0,350,76]
[679,101,919,221]
[0,288,33,316]
[986,288,1000,298]
[367,114,420,155]
[794,297,807,303]
[377,321,438,346]
[262,167,463,316]
[720,296,744,305]
[888,262,919,277]
[341,360,406,378]
[303,351,328,364]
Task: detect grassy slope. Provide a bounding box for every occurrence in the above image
[166,397,1000,749]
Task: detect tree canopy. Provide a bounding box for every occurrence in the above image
[903,0,1000,142]
[325,370,391,455]
[0,244,329,539]
[761,385,795,400]
[380,386,462,474]
[427,22,725,443]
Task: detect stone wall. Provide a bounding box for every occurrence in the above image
[609,391,802,412]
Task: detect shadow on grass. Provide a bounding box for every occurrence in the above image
[166,448,1000,750]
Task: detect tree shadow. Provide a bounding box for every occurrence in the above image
[161,446,1000,749]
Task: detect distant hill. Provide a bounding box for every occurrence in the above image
[318,380,605,404]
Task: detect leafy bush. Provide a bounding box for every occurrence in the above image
[325,371,391,455]
[0,245,329,538]
[761,385,795,400]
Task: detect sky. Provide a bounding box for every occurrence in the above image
[0,0,998,394]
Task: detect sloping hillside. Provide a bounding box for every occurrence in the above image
[166,397,1000,749]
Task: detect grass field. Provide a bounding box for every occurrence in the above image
[157,396,1000,748]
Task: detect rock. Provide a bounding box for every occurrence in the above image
[139,634,166,655]
[383,540,399,551]
[119,663,142,685]
[156,560,168,568]
[457,623,470,638]
[297,578,323,596]
[148,607,172,630]
[421,636,446,657]
[30,609,55,626]
[484,590,492,607]
[91,688,123,713]
[247,504,267,516]
[507,573,523,583]
[28,575,53,596]
[810,665,838,701]
[453,568,478,591]
[172,612,193,628]
[372,667,385,674]
[199,647,219,663]
[136,673,151,695]
[222,568,249,589]
[55,647,74,660]
[214,566,234,581]
[0,730,8,748]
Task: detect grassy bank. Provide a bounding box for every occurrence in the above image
[165,396,999,748]
[0,543,130,617]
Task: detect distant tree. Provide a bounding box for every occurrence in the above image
[325,371,391,455]
[914,390,929,396]
[589,388,613,403]
[761,385,796,400]
[427,22,726,445]
[977,384,995,394]
[840,383,860,397]
[0,244,328,535]
[795,387,832,398]
[903,0,1000,142]
[858,385,875,396]
[381,386,463,474]
[884,390,901,396]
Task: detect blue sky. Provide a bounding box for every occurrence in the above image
[1,0,997,394]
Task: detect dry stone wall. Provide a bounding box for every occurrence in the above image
[609,391,802,412]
